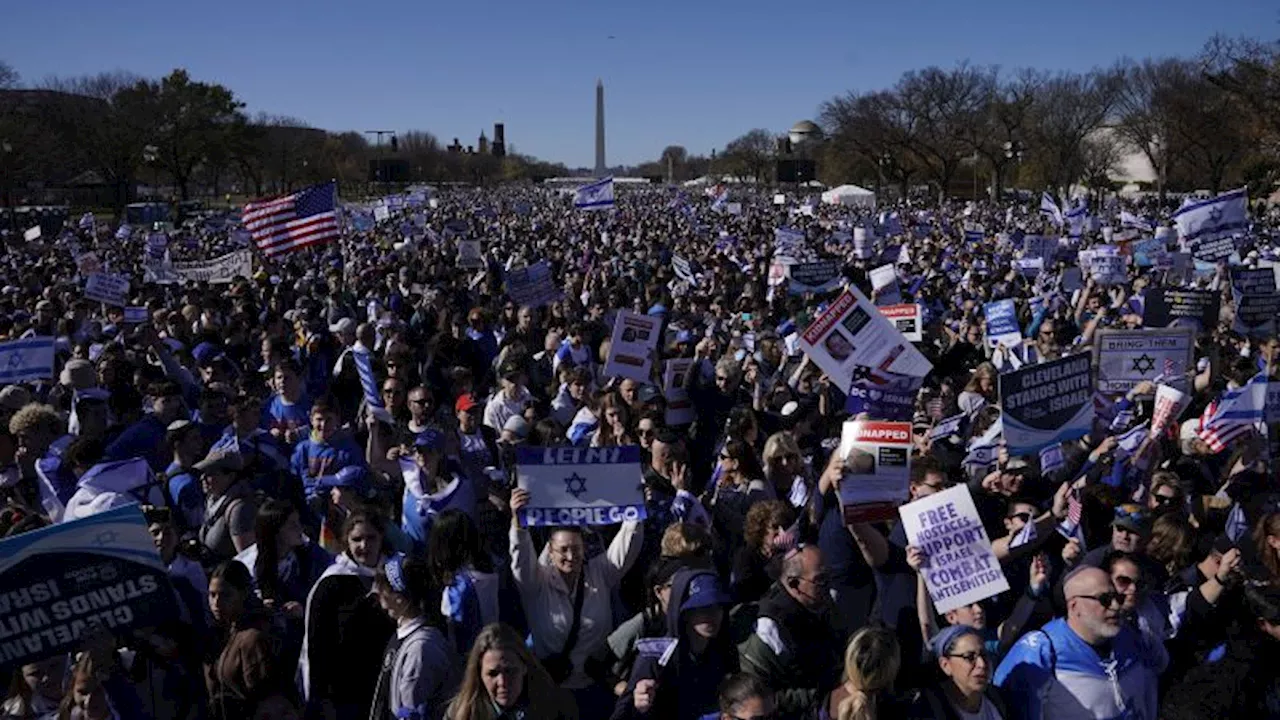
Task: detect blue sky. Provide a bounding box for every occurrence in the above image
[2,0,1274,167]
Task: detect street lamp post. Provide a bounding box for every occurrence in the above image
[1002,140,1024,199]
[1,140,13,233]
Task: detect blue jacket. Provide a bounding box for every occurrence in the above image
[994,617,1162,720]
[290,431,366,500]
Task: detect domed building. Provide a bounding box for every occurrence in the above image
[789,120,822,147]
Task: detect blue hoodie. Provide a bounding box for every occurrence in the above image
[290,431,367,500]
[612,568,737,720]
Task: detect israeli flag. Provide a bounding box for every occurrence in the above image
[63,457,164,523]
[1065,201,1089,240]
[1120,210,1154,234]
[1225,502,1249,542]
[929,413,966,443]
[567,407,599,446]
[711,188,728,212]
[963,418,1003,474]
[514,446,646,527]
[0,337,55,383]
[115,225,132,241]
[400,458,476,547]
[1172,187,1248,245]
[353,346,393,423]
[774,227,805,256]
[1009,517,1038,549]
[78,213,95,230]
[574,177,615,211]
[1040,192,1064,227]
[1039,443,1065,476]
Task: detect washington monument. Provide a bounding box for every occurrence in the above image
[594,79,607,177]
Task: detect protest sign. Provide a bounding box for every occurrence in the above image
[837,421,912,523]
[74,252,102,277]
[373,205,390,222]
[1151,384,1190,436]
[0,505,176,672]
[999,353,1094,455]
[22,226,41,242]
[505,261,561,308]
[773,194,786,205]
[788,260,842,294]
[878,304,922,342]
[1015,258,1043,278]
[852,228,872,259]
[515,446,645,526]
[1022,235,1051,262]
[798,289,933,392]
[604,310,661,382]
[1191,235,1238,263]
[963,223,984,244]
[843,368,922,421]
[122,307,148,325]
[1087,245,1127,285]
[726,202,742,215]
[1061,267,1083,293]
[1231,268,1280,336]
[1132,238,1169,268]
[1142,289,1220,329]
[84,273,129,306]
[663,359,695,426]
[1094,328,1194,394]
[898,485,1009,613]
[869,264,902,305]
[144,250,253,285]
[984,299,1022,349]
[457,239,484,269]
[0,337,54,384]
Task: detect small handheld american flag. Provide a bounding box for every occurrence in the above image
[243,181,340,257]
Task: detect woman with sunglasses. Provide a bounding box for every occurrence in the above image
[908,625,1007,720]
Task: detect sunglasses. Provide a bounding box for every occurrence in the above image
[1072,592,1124,608]
[1007,512,1032,523]
[1152,493,1178,506]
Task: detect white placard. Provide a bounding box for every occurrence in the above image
[898,485,1010,614]
[604,310,661,382]
[663,359,695,426]
[837,420,912,523]
[84,273,130,306]
[797,288,933,391]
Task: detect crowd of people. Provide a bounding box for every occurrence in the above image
[0,183,1278,720]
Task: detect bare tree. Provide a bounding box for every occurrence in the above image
[1025,68,1124,192]
[895,63,993,200]
[1113,58,1194,201]
[0,61,18,89]
[720,129,776,184]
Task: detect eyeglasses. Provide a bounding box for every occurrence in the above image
[945,651,990,665]
[1152,493,1178,506]
[1071,592,1124,608]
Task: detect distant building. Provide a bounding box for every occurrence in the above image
[478,132,489,155]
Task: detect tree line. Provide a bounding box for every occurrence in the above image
[640,36,1280,201]
[0,64,572,209]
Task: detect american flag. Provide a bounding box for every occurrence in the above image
[1056,482,1087,549]
[242,181,340,257]
[1197,373,1267,453]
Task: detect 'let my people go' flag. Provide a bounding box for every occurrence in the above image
[899,485,1009,613]
[515,446,646,526]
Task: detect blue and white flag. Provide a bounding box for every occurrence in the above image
[0,336,55,384]
[574,177,615,211]
[774,227,805,257]
[1120,210,1154,234]
[1009,517,1038,549]
[566,407,599,447]
[115,225,132,241]
[1114,422,1149,460]
[1198,372,1267,453]
[1040,192,1064,227]
[515,446,646,526]
[63,457,165,523]
[400,458,476,547]
[78,212,95,230]
[1225,502,1249,543]
[1039,443,1065,476]
[353,346,393,423]
[1065,201,1089,240]
[929,413,966,443]
[1172,188,1248,245]
[963,419,1003,475]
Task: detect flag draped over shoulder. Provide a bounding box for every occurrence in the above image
[243,181,341,257]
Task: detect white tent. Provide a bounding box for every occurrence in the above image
[821,184,876,209]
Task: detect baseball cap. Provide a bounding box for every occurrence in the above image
[192,342,225,367]
[679,571,732,613]
[455,394,479,413]
[194,450,244,475]
[1113,504,1150,535]
[59,359,96,389]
